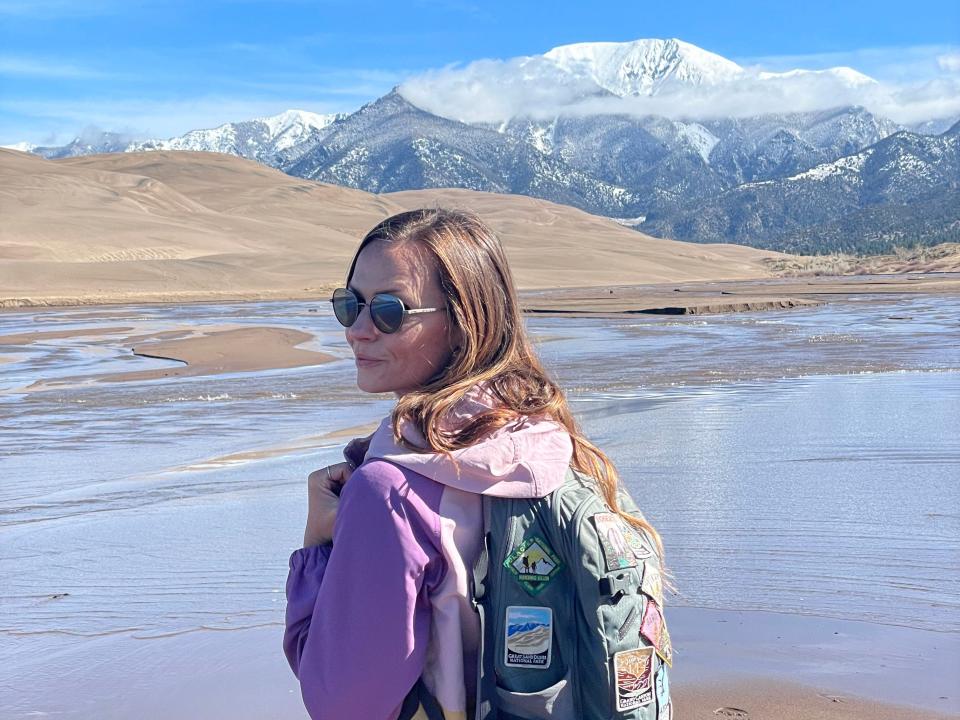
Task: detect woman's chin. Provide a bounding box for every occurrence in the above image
[356,371,390,395]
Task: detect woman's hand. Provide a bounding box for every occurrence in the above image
[303,461,356,548]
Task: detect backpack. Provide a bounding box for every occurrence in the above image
[470,467,672,720]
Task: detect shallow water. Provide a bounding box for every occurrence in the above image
[1,294,958,653]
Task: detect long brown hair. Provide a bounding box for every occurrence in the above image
[347,208,665,560]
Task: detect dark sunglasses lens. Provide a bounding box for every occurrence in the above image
[370,294,405,333]
[331,288,358,327]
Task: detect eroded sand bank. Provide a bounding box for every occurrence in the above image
[10,325,335,391]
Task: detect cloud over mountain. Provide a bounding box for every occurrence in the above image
[399,38,960,125]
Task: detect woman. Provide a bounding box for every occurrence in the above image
[283,209,665,720]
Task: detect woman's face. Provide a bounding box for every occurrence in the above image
[346,239,459,397]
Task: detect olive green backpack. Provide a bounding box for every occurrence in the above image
[471,467,673,720]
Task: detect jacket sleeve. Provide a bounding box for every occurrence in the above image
[283,460,445,720]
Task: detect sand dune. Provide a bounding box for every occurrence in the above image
[0,149,792,308]
[387,188,790,288]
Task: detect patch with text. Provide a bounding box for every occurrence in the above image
[613,647,655,711]
[504,605,553,668]
[504,536,563,595]
[592,513,637,572]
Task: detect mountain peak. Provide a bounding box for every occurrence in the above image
[542,37,744,96]
[256,109,341,137]
[758,66,877,88]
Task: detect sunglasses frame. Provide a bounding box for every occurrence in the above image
[330,287,444,334]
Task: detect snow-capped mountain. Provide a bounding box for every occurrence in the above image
[8,38,957,254]
[399,37,886,123]
[282,90,642,216]
[7,110,344,164]
[133,109,344,166]
[539,39,878,98]
[756,67,877,87]
[1,141,38,153]
[541,38,744,96]
[641,121,960,254]
[27,132,138,159]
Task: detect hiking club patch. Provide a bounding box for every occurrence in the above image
[504,536,563,595]
[504,606,553,668]
[613,647,655,711]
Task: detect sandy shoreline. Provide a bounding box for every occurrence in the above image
[3,275,959,391]
[6,608,955,719]
[1,274,957,316]
[7,325,336,391]
[522,273,960,315]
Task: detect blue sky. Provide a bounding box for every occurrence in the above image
[1,0,958,144]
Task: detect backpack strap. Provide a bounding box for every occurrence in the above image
[397,678,447,720]
[472,495,496,720]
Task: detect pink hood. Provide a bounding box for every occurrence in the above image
[355,384,573,499]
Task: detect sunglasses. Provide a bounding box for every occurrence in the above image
[330,287,444,334]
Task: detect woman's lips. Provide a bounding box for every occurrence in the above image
[355,357,382,367]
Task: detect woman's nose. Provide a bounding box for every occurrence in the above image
[345,304,377,342]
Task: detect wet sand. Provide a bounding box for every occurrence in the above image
[11,325,336,390]
[0,325,137,344]
[7,608,954,720]
[522,274,960,315]
[675,680,957,720]
[3,297,958,718]
[164,421,380,473]
[128,326,335,378]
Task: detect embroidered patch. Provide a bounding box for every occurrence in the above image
[624,526,653,560]
[640,599,673,667]
[504,606,553,668]
[641,564,664,607]
[592,513,637,572]
[613,647,655,711]
[658,622,673,668]
[655,665,671,720]
[658,700,673,720]
[504,536,563,595]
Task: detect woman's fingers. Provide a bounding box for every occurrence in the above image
[307,461,356,499]
[327,461,355,487]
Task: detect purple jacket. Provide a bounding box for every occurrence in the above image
[284,386,574,719]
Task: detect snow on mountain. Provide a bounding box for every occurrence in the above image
[757,67,877,88]
[642,127,960,253]
[673,121,720,163]
[29,132,139,159]
[255,109,341,151]
[542,38,744,96]
[788,148,874,182]
[133,109,342,162]
[399,37,889,124]
[2,141,38,153]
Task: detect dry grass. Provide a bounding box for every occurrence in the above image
[764,243,960,276]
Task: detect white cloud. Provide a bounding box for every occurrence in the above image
[399,45,960,126]
[736,44,959,83]
[401,57,600,125]
[938,52,960,73]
